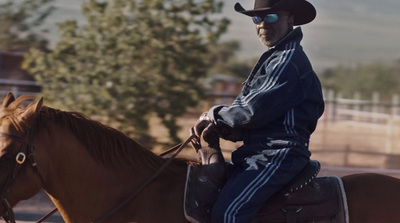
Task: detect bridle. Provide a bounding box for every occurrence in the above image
[0,130,45,223]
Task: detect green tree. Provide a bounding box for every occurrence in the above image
[319,61,400,100]
[23,0,229,145]
[206,40,257,81]
[0,0,55,50]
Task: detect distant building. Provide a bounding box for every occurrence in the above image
[0,51,41,98]
[204,74,242,109]
[0,51,29,79]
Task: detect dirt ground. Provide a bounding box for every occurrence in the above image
[11,112,400,222]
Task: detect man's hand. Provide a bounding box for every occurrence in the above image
[190,112,220,149]
[202,122,220,149]
[193,113,211,137]
[191,113,211,149]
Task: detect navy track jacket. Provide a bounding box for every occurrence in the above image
[207,27,324,145]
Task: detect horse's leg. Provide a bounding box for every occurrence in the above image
[342,173,400,223]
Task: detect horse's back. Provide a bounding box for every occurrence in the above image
[342,173,400,223]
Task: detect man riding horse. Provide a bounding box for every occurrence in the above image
[190,0,324,222]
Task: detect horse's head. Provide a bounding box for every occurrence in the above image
[0,92,44,222]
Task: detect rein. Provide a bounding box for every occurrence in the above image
[92,134,197,223]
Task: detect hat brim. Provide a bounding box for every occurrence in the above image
[234,1,316,26]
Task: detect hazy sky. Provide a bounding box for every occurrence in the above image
[224,0,400,71]
[46,0,400,72]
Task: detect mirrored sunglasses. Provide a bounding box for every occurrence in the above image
[252,14,279,25]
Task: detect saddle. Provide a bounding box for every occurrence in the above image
[255,175,348,223]
[184,160,349,223]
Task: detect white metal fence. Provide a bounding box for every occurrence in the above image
[312,90,400,169]
[321,90,400,146]
[323,90,400,126]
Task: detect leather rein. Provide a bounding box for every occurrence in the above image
[92,134,197,222]
[0,130,197,223]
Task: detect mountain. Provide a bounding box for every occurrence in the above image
[46,0,400,72]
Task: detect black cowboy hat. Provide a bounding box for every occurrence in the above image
[235,0,316,26]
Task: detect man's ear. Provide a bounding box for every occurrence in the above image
[288,14,295,26]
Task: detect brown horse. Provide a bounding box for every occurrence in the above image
[0,92,400,223]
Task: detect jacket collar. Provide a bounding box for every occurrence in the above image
[269,27,303,51]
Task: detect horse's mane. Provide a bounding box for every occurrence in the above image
[1,97,186,171]
[38,107,169,170]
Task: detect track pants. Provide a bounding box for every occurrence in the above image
[211,142,310,223]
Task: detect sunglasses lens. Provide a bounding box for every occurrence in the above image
[252,14,279,24]
[264,14,279,23]
[252,16,263,24]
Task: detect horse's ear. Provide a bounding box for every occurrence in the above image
[20,97,43,124]
[2,92,16,108]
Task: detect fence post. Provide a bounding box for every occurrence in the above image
[372,92,380,123]
[318,89,335,151]
[353,92,361,122]
[325,89,335,123]
[386,94,399,153]
[392,94,399,134]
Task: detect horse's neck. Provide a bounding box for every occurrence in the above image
[35,124,188,222]
[34,126,130,219]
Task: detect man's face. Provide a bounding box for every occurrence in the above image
[255,10,294,48]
